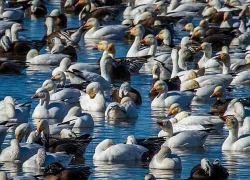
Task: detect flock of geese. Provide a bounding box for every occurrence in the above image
[0,0,250,179]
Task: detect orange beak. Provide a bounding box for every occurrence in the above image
[140,39,147,45]
[150,87,157,94]
[167,109,173,116]
[51,76,56,80]
[32,93,39,99]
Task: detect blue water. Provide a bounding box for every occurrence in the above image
[0,1,250,180]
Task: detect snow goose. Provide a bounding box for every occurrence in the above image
[111,81,142,105]
[62,106,94,127]
[83,18,128,39]
[166,103,224,127]
[189,158,229,179]
[0,139,41,163]
[105,97,138,120]
[52,57,71,76]
[22,148,72,169]
[93,139,149,162]
[26,49,69,65]
[221,115,250,151]
[149,146,182,170]
[35,119,92,160]
[80,82,106,112]
[0,102,30,124]
[126,24,149,57]
[42,79,81,104]
[0,96,15,110]
[157,120,208,148]
[151,80,194,108]
[15,123,32,142]
[32,88,69,121]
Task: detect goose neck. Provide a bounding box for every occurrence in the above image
[100,52,112,82]
[11,29,18,42]
[171,53,179,78]
[148,42,157,56]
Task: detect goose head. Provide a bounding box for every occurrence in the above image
[198,42,212,53]
[30,0,42,13]
[181,70,198,81]
[84,18,99,29]
[150,80,167,95]
[32,88,49,101]
[129,24,145,38]
[105,102,126,119]
[119,82,131,98]
[50,9,61,17]
[126,135,137,144]
[96,139,114,152]
[11,23,24,34]
[36,119,49,144]
[220,115,238,130]
[42,80,56,92]
[167,103,182,116]
[86,82,102,99]
[26,49,39,60]
[64,0,76,8]
[215,52,231,74]
[157,120,173,135]
[51,71,66,82]
[201,158,213,176]
[96,41,116,57]
[183,23,194,33]
[156,29,171,45]
[141,34,157,46]
[208,0,221,10]
[180,79,200,91]
[15,123,31,142]
[144,174,156,180]
[3,96,15,105]
[210,86,224,98]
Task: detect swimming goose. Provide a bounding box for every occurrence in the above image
[15,123,32,142]
[189,158,229,180]
[166,103,224,127]
[84,18,128,39]
[44,162,91,180]
[149,146,182,170]
[93,139,149,162]
[111,81,142,105]
[0,96,15,109]
[157,120,208,148]
[80,82,106,112]
[151,80,194,108]
[35,119,92,161]
[22,148,72,169]
[42,79,81,104]
[0,102,30,124]
[26,49,70,65]
[32,88,70,121]
[0,139,41,163]
[126,24,149,57]
[105,97,137,120]
[221,115,250,151]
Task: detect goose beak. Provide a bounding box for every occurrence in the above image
[51,76,56,80]
[32,93,39,99]
[150,87,157,94]
[167,109,173,116]
[219,116,227,122]
[156,120,164,126]
[140,39,146,45]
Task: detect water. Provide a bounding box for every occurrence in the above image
[0,1,250,180]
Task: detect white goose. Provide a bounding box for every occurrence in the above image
[0,139,41,163]
[151,80,194,108]
[80,82,106,112]
[157,120,208,148]
[84,18,128,39]
[52,57,71,76]
[26,49,69,65]
[126,24,149,57]
[22,148,72,169]
[221,115,250,151]
[149,146,182,170]
[166,103,224,127]
[32,88,69,121]
[105,97,137,120]
[42,79,81,104]
[93,139,148,162]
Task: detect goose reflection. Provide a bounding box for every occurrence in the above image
[149,168,181,179]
